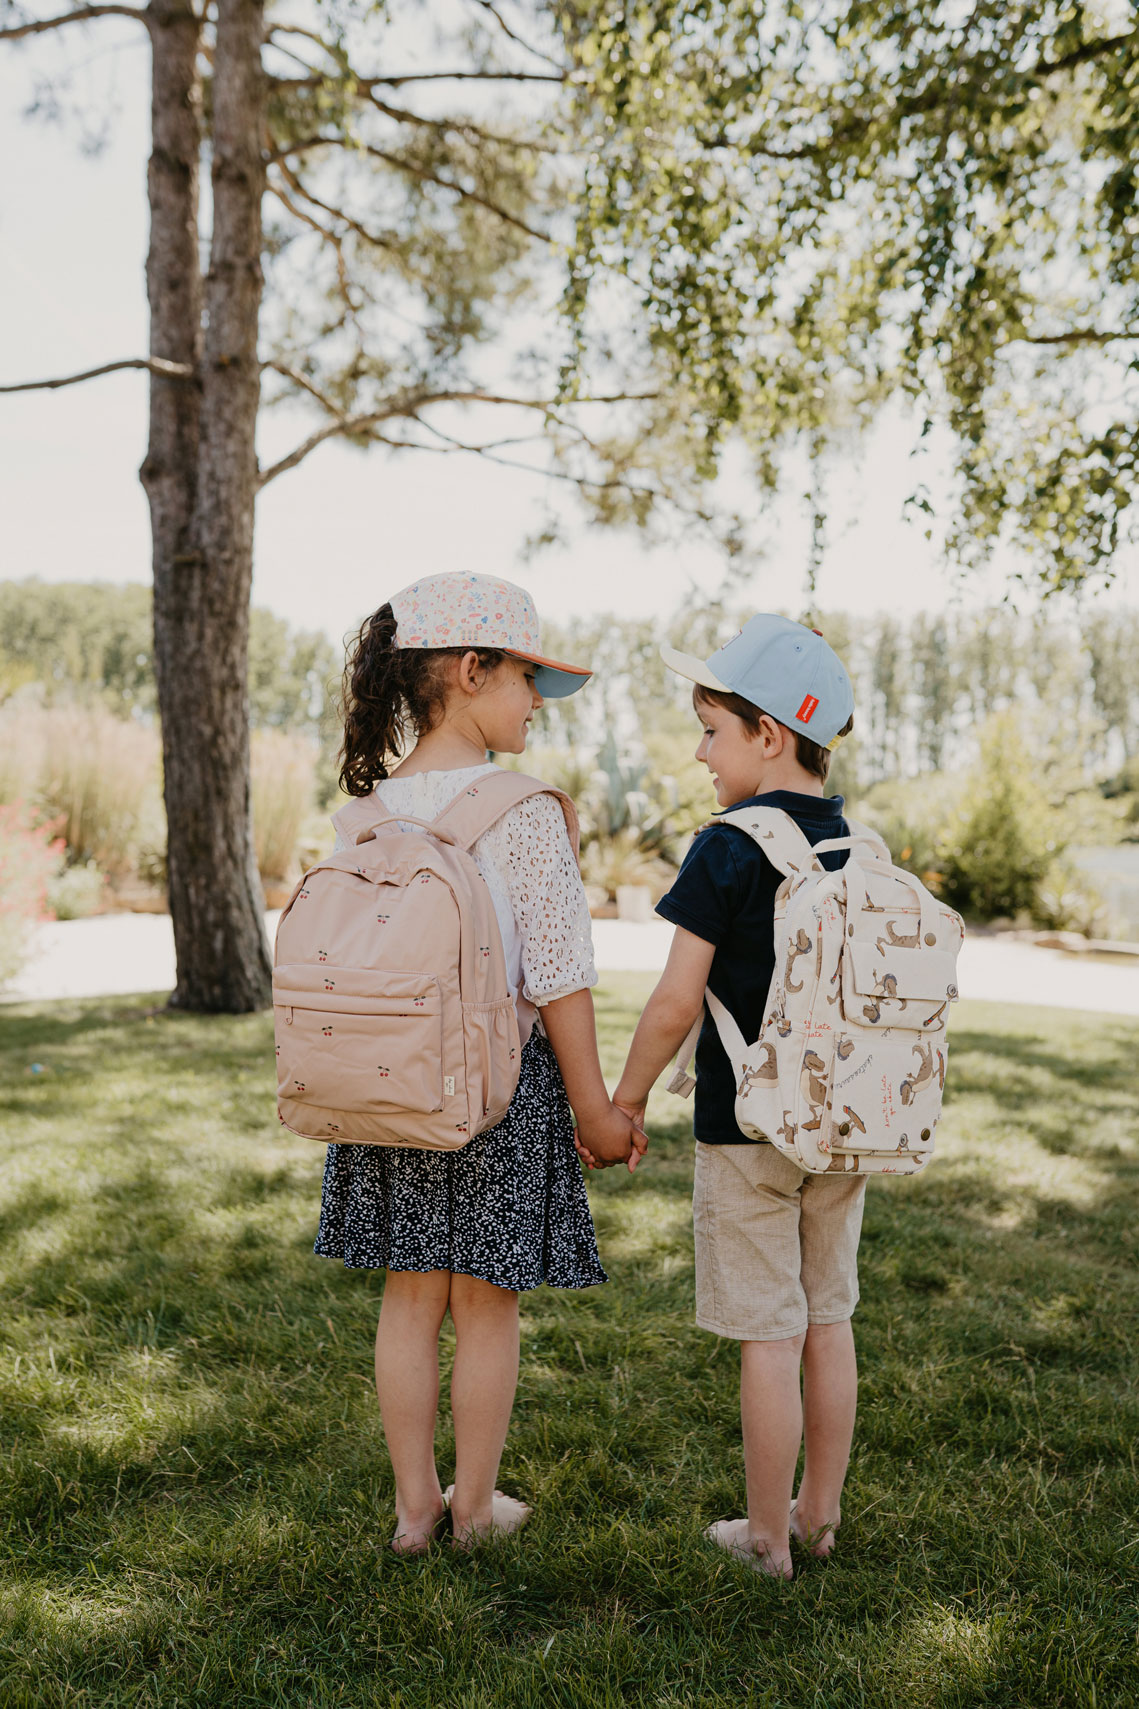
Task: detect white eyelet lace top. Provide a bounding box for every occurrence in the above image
[332,763,597,1009]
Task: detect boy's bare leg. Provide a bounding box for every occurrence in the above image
[792,1318,858,1557]
[446,1273,529,1545]
[375,1269,451,1552]
[707,1333,805,1577]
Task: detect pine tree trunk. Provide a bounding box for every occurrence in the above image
[142,0,272,1013]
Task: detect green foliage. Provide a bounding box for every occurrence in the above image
[861,710,1119,929]
[247,609,340,749]
[0,581,154,714]
[857,773,963,891]
[44,861,106,922]
[559,2,1139,588]
[0,985,1136,1705]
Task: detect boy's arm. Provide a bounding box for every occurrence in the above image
[540,986,641,1168]
[612,926,716,1130]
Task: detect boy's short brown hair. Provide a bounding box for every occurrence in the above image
[694,685,854,784]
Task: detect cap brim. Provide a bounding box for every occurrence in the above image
[504,649,592,699]
[658,645,732,693]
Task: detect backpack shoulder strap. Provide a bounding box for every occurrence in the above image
[430,769,581,860]
[715,806,822,879]
[331,793,402,847]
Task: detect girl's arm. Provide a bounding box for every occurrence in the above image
[612,926,716,1131]
[541,987,642,1168]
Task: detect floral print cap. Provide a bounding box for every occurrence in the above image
[389,573,591,699]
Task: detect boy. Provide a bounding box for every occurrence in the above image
[613,614,860,1579]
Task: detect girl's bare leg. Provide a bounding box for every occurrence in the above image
[375,1268,451,1552]
[446,1273,527,1543]
[792,1319,858,1558]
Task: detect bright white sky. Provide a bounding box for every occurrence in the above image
[1,21,1135,651]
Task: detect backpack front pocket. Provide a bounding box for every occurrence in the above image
[274,968,444,1117]
[826,1028,943,1162]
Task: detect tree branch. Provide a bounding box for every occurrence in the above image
[257,387,659,487]
[0,3,148,38]
[361,90,561,154]
[1033,27,1138,78]
[270,163,397,254]
[0,355,193,393]
[269,68,566,89]
[261,358,347,415]
[466,0,564,70]
[267,136,551,241]
[402,414,696,514]
[1015,328,1139,347]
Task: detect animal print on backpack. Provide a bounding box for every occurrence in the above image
[668,809,964,1175]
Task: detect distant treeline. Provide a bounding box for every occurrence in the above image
[2,580,1137,793]
[539,605,1139,791]
[0,580,339,748]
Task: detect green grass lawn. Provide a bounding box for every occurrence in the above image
[0,979,1136,1708]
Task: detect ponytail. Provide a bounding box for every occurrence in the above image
[338,603,506,796]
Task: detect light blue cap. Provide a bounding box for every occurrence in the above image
[660,613,854,749]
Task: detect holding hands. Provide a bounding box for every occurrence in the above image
[574,1098,649,1173]
[575,925,717,1179]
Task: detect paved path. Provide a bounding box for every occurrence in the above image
[2,913,1138,1017]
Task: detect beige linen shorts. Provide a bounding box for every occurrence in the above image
[692,1140,868,1342]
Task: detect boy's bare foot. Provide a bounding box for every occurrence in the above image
[390,1503,449,1556]
[443,1484,531,1549]
[789,1501,838,1559]
[704,1518,793,1580]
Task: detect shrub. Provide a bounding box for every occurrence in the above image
[1034,859,1111,937]
[856,773,964,890]
[251,730,317,881]
[933,714,1066,921]
[0,804,65,987]
[579,831,673,903]
[46,860,107,921]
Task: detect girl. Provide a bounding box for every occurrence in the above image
[315,572,640,1554]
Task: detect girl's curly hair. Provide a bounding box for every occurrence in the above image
[338,603,506,797]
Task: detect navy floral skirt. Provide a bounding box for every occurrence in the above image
[314,1031,607,1292]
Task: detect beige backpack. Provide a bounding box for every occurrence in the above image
[274,771,579,1150]
[669,808,964,1174]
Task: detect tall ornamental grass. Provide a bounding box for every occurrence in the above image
[0,703,163,881]
[0,804,64,986]
[251,729,317,881]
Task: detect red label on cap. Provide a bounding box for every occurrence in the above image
[796,695,819,724]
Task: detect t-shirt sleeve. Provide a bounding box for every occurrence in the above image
[489,792,597,1006]
[655,828,742,947]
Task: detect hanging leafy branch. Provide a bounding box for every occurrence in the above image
[555,0,1139,589]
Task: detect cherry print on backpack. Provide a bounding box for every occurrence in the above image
[273,769,581,1151]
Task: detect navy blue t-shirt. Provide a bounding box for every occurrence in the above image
[656,790,850,1144]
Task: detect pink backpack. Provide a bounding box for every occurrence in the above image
[273,771,579,1150]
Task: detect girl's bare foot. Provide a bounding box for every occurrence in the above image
[790,1501,838,1559]
[443,1484,531,1549]
[390,1503,449,1556]
[704,1518,793,1579]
